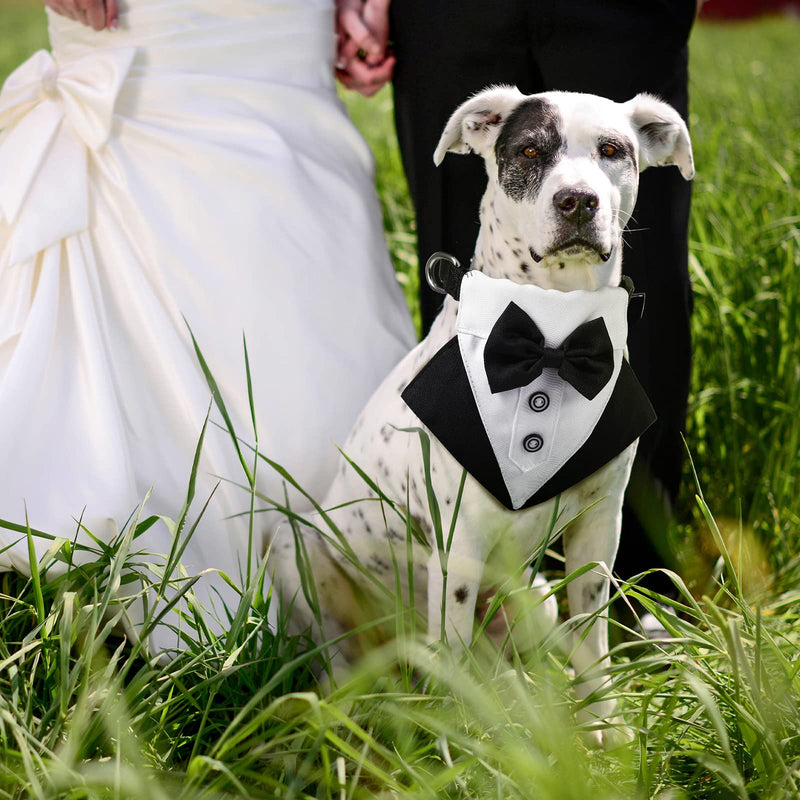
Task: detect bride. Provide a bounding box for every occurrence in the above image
[0,0,415,650]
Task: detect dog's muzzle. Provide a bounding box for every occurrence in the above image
[553,187,599,226]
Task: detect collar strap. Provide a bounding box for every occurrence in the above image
[425,252,469,300]
[623,275,646,325]
[425,250,645,325]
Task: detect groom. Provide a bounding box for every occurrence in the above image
[336,0,700,593]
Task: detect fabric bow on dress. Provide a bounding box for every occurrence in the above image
[0,48,136,267]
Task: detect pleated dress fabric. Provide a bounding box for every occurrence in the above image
[0,0,415,651]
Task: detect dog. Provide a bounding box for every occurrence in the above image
[270,86,693,747]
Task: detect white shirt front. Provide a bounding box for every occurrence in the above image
[456,272,630,509]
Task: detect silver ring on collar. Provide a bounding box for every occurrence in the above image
[425,251,461,295]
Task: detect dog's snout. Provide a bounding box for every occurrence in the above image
[553,188,599,226]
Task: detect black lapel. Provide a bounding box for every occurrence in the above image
[401,338,657,511]
[401,337,513,508]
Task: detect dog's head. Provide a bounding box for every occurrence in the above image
[434,87,694,285]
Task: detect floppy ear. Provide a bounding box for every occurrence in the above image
[433,85,525,166]
[625,93,695,180]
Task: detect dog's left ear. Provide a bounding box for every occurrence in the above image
[434,85,525,166]
[625,93,695,180]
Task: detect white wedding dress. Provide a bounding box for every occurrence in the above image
[0,0,415,650]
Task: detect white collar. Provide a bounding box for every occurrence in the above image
[456,272,629,509]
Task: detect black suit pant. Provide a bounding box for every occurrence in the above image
[390,0,695,581]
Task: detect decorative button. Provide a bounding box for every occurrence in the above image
[522,434,544,453]
[528,391,549,412]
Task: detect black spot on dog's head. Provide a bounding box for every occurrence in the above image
[494,97,563,203]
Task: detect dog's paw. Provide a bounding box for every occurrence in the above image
[580,718,634,751]
[580,728,606,750]
[599,718,635,750]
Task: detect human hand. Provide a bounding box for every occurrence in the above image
[44,0,119,31]
[336,50,395,97]
[335,0,394,97]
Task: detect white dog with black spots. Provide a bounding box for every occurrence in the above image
[270,86,693,748]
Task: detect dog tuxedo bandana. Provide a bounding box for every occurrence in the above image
[402,269,656,510]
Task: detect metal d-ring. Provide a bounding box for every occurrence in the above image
[425,251,462,296]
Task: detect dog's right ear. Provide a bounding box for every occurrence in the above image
[433,85,525,166]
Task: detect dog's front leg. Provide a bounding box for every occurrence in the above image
[563,504,623,749]
[426,535,487,649]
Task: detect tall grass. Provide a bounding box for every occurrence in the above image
[2,9,800,800]
[679,20,800,573]
[5,446,800,798]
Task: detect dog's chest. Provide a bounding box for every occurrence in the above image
[335,371,632,562]
[401,271,653,512]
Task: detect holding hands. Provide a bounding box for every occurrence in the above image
[44,0,119,30]
[335,0,394,96]
[45,0,393,91]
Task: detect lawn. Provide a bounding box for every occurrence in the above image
[2,6,800,799]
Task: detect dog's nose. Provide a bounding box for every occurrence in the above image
[553,188,599,225]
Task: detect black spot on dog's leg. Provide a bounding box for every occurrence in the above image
[380,424,394,444]
[454,585,469,604]
[369,554,391,574]
[582,580,604,608]
[387,527,402,542]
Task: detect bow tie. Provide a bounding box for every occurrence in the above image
[484,302,614,400]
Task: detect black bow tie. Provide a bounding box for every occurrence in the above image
[483,302,614,400]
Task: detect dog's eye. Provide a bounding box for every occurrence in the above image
[599,143,617,158]
[522,145,538,159]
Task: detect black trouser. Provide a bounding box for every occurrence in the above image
[390,0,695,583]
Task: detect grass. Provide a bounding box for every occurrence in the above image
[680,20,800,569]
[2,9,800,800]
